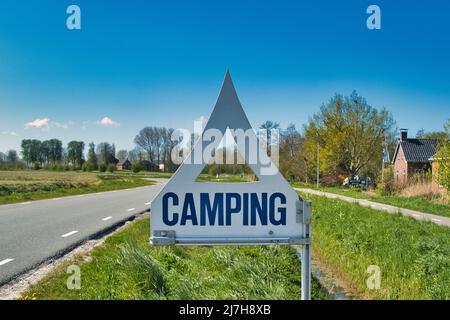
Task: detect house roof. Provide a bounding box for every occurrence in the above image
[118,159,131,165]
[393,139,440,163]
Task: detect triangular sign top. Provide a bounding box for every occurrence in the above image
[166,70,292,186]
[151,71,302,242]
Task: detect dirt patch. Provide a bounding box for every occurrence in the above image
[311,249,367,300]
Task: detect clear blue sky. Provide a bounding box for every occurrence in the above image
[1,0,449,152]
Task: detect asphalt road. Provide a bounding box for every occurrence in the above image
[0,179,167,286]
[296,188,450,227]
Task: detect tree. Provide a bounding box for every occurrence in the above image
[134,126,163,163]
[67,141,85,168]
[6,150,18,163]
[87,142,98,170]
[434,119,450,191]
[96,142,116,165]
[46,139,63,164]
[260,120,280,155]
[116,149,128,162]
[304,91,396,179]
[21,139,40,166]
[279,124,307,182]
[416,129,447,141]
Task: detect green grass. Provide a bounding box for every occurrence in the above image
[293,183,450,218]
[0,171,154,205]
[113,171,173,179]
[301,192,450,299]
[23,217,328,300]
[195,174,256,183]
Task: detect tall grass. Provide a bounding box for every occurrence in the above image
[293,182,450,218]
[24,218,327,300]
[304,192,450,299]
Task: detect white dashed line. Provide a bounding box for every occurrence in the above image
[412,214,420,218]
[51,198,62,201]
[20,202,32,205]
[432,218,442,222]
[102,216,112,221]
[127,208,136,212]
[0,259,14,266]
[61,230,78,238]
[145,202,151,205]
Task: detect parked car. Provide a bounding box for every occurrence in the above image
[342,176,369,187]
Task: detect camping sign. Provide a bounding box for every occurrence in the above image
[150,71,311,246]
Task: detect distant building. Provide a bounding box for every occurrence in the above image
[116,159,132,171]
[392,129,440,187]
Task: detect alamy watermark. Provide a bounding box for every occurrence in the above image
[66,264,81,290]
[366,265,381,289]
[170,120,280,176]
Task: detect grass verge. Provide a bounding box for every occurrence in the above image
[0,171,154,205]
[22,217,327,300]
[294,183,450,218]
[301,192,450,299]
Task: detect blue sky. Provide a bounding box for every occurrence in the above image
[1,0,449,152]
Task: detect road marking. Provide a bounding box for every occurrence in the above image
[412,214,420,218]
[61,230,78,238]
[127,208,136,212]
[0,259,14,266]
[102,216,112,221]
[432,218,442,222]
[20,202,32,205]
[145,202,151,205]
[51,198,62,201]
[75,195,84,198]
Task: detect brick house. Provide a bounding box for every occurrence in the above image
[116,159,132,171]
[391,129,440,187]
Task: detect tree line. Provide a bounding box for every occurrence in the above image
[2,91,448,188]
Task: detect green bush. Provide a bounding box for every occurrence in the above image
[99,163,107,172]
[379,166,395,195]
[132,163,141,173]
[82,161,94,172]
[107,164,116,173]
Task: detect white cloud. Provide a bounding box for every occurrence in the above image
[24,118,72,130]
[1,131,17,136]
[99,117,120,127]
[54,120,73,129]
[25,118,50,129]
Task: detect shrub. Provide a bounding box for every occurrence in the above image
[107,164,116,173]
[82,161,93,172]
[33,163,41,170]
[379,166,395,195]
[132,163,141,173]
[99,163,107,173]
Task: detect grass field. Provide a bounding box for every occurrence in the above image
[196,174,256,183]
[22,217,328,300]
[293,183,450,218]
[0,170,154,205]
[301,192,450,299]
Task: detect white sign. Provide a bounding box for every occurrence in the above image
[150,71,310,246]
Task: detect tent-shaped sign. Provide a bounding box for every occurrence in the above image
[150,71,311,246]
